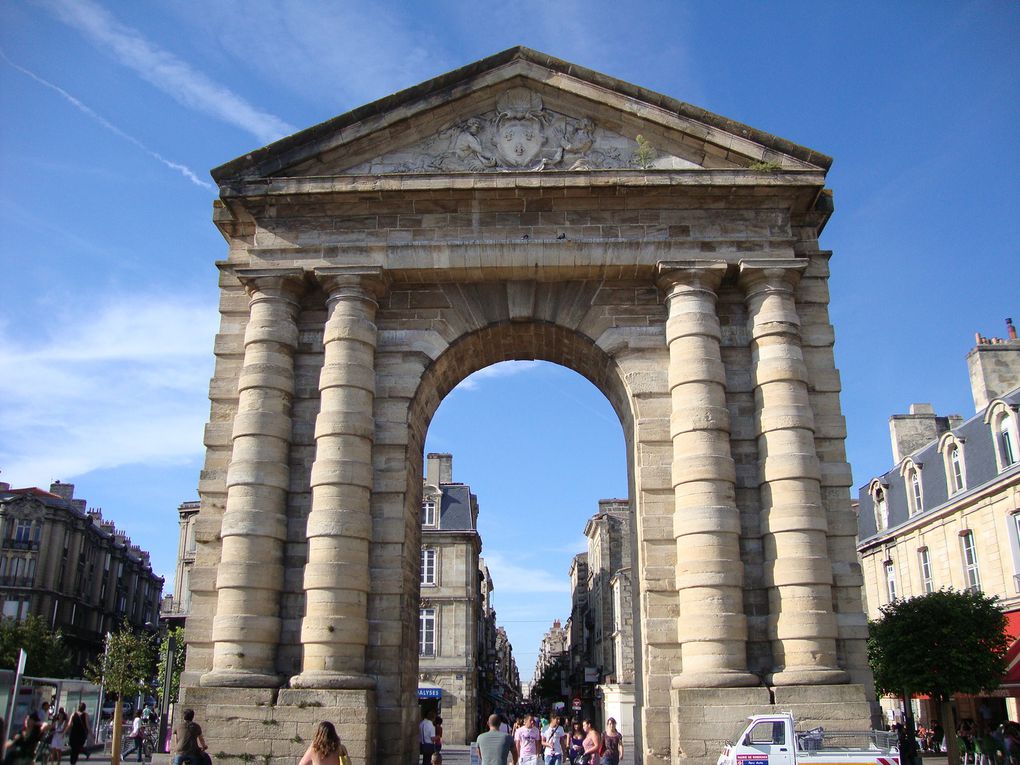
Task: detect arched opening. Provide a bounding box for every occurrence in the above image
[398,321,646,752]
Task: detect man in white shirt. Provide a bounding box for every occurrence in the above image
[542,716,567,765]
[419,710,437,765]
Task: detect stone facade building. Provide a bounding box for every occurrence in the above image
[181,47,876,765]
[160,500,200,628]
[533,619,568,689]
[494,626,522,711]
[418,452,485,743]
[0,481,163,671]
[857,320,1020,725]
[567,554,590,704]
[585,500,636,750]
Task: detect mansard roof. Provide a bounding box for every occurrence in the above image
[212,46,832,184]
[857,385,1020,542]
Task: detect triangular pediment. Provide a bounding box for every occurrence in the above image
[212,47,831,183]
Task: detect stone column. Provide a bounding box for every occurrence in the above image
[291,267,385,689]
[201,268,304,688]
[739,259,848,686]
[658,260,757,688]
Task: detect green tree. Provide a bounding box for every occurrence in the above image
[867,589,1010,765]
[85,630,157,765]
[0,615,73,677]
[531,656,566,704]
[157,626,186,705]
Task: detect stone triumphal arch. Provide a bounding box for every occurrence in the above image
[181,48,877,765]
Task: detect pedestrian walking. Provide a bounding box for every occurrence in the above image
[48,710,67,765]
[66,705,89,765]
[580,721,600,765]
[514,715,541,765]
[599,719,622,765]
[542,717,566,765]
[419,710,437,765]
[123,711,145,763]
[298,721,349,765]
[566,722,584,765]
[476,714,518,765]
[4,713,42,765]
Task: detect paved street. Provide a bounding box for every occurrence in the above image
[80,745,951,765]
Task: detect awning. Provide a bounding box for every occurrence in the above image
[999,610,1020,689]
[418,683,443,700]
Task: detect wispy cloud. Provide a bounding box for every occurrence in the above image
[0,294,217,483]
[164,0,452,110]
[40,0,295,144]
[483,551,570,595]
[455,361,544,392]
[0,48,212,189]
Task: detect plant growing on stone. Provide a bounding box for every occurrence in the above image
[632,134,656,169]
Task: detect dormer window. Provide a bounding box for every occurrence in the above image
[1002,420,1017,466]
[938,433,967,496]
[899,459,924,516]
[421,499,437,527]
[950,448,964,492]
[869,480,890,531]
[985,400,1019,472]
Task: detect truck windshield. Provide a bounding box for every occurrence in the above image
[727,720,750,746]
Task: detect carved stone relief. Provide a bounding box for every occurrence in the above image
[344,87,700,174]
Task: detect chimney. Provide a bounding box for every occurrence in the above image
[50,481,74,500]
[889,404,949,463]
[966,317,1020,411]
[71,499,86,512]
[426,453,453,486]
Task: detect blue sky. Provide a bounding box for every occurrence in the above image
[1,1,1017,678]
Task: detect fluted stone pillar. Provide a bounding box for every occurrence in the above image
[290,267,385,689]
[201,268,304,688]
[658,260,758,689]
[739,259,848,686]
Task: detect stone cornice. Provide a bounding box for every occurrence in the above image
[217,168,827,200]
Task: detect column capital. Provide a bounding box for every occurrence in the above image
[737,258,807,295]
[235,268,306,302]
[656,260,729,295]
[314,267,389,302]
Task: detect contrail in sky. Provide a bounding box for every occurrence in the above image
[0,48,213,190]
[41,0,295,144]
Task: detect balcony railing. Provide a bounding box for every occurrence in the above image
[2,539,39,551]
[0,576,36,587]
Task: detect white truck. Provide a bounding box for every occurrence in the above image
[718,713,899,765]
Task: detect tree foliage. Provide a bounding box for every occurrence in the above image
[0,615,73,678]
[84,629,157,699]
[867,589,1009,701]
[157,626,186,704]
[532,656,566,702]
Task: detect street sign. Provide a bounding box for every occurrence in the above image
[572,696,582,711]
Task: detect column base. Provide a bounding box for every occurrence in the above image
[768,667,849,686]
[671,684,875,765]
[198,669,284,688]
[671,669,760,689]
[289,670,376,690]
[179,686,376,765]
